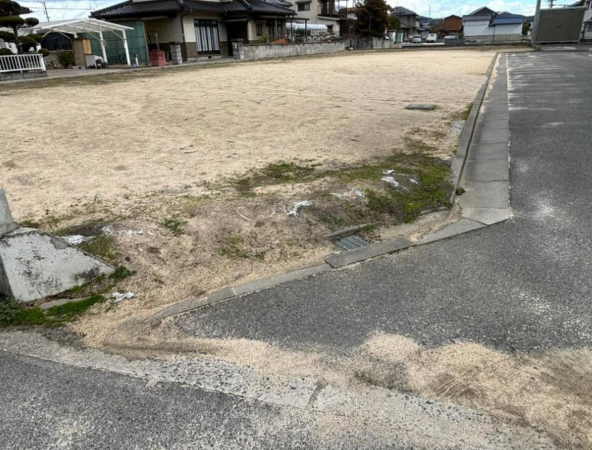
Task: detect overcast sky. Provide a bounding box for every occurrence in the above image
[20,0,537,22]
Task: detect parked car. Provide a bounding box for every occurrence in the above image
[426,33,438,43]
[412,35,422,43]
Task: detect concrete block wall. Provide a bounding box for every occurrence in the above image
[233,42,346,61]
[371,37,392,49]
[465,34,524,44]
[170,43,183,65]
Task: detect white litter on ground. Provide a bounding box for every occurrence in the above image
[384,169,395,175]
[112,292,135,303]
[284,201,314,216]
[61,235,95,245]
[102,226,154,236]
[450,120,465,137]
[409,178,419,185]
[381,176,409,190]
[330,188,364,202]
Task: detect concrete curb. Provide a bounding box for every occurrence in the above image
[148,264,331,322]
[449,53,499,204]
[145,53,511,324]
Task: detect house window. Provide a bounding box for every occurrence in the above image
[327,25,334,33]
[195,19,220,53]
[298,3,311,12]
[256,23,264,36]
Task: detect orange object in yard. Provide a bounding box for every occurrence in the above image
[150,50,166,67]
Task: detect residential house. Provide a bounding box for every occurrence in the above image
[0,28,17,54]
[91,0,296,60]
[442,14,462,36]
[462,7,523,43]
[286,0,342,35]
[391,6,419,42]
[572,0,592,40]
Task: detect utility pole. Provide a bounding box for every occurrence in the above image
[38,0,49,21]
[532,0,542,45]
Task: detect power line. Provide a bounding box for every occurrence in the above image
[38,0,50,20]
[23,5,96,9]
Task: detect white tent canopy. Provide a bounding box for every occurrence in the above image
[286,23,328,32]
[27,18,134,66]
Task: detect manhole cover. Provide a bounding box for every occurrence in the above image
[334,235,370,251]
[405,104,436,111]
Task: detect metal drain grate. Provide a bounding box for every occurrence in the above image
[334,235,370,251]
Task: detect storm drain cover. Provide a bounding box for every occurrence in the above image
[405,104,436,111]
[334,235,370,251]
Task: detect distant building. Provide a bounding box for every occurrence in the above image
[287,0,342,36]
[391,6,420,42]
[571,0,592,40]
[462,7,523,43]
[91,0,296,60]
[442,15,462,36]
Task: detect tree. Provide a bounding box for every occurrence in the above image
[355,0,389,37]
[388,14,400,31]
[0,0,40,53]
[522,21,532,36]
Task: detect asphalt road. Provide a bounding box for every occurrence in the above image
[3,347,555,449]
[179,51,592,353]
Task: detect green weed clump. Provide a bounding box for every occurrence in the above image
[0,295,106,327]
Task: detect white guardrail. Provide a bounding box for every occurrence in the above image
[0,53,46,74]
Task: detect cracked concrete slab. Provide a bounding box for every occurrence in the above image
[476,118,510,131]
[456,54,511,226]
[460,181,510,210]
[461,208,511,225]
[419,219,486,244]
[468,142,509,160]
[475,128,510,144]
[464,158,509,182]
[325,237,413,268]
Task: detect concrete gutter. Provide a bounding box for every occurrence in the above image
[146,53,512,324]
[449,53,499,204]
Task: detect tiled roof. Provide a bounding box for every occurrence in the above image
[91,0,181,18]
[492,12,523,25]
[185,0,227,12]
[91,0,294,19]
[245,0,294,12]
[391,6,417,16]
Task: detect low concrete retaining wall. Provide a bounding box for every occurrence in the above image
[465,34,525,44]
[0,71,47,82]
[371,37,392,49]
[233,41,346,61]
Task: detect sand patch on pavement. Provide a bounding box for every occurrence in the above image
[82,323,591,449]
[361,334,592,449]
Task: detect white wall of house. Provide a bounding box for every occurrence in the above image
[493,23,522,35]
[181,13,227,44]
[464,20,493,36]
[292,0,314,20]
[288,0,340,35]
[144,17,183,42]
[0,41,17,53]
[584,2,592,23]
[247,19,258,41]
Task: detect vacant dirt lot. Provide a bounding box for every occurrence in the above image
[1,50,492,218]
[0,48,497,338]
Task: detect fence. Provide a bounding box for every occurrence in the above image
[232,41,346,61]
[0,53,46,74]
